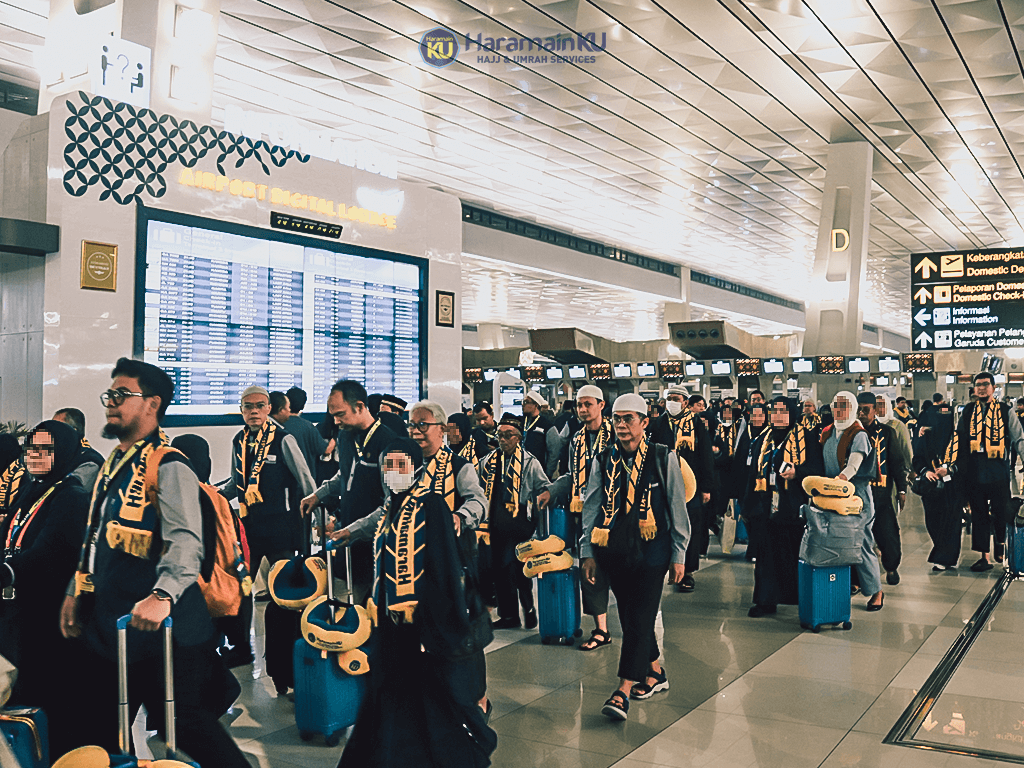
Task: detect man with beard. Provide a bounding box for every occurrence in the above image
[60,358,250,768]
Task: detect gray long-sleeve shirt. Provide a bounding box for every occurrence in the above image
[479,448,552,508]
[283,415,328,479]
[579,447,691,564]
[218,421,316,503]
[344,459,488,544]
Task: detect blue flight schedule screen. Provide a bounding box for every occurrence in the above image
[142,218,423,417]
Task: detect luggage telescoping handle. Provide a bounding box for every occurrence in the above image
[116,615,177,759]
[323,538,355,606]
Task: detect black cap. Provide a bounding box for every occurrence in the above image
[499,412,523,433]
[381,394,408,410]
[856,392,876,406]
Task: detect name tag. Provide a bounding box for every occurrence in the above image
[746,455,752,466]
[265,455,277,464]
[769,472,776,485]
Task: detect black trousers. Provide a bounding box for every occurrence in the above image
[871,486,902,572]
[749,517,802,608]
[581,559,610,616]
[485,532,534,621]
[968,479,1011,553]
[684,498,706,574]
[597,555,667,683]
[923,490,962,567]
[71,643,250,768]
[222,519,294,650]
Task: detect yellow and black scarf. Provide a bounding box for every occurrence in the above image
[894,404,913,423]
[800,411,821,431]
[942,429,959,468]
[569,420,612,514]
[0,462,26,510]
[671,411,697,453]
[76,430,171,593]
[591,435,656,547]
[479,446,524,544]
[237,421,276,518]
[754,426,807,492]
[458,437,479,472]
[717,420,737,458]
[869,425,888,488]
[373,449,454,624]
[969,401,1005,459]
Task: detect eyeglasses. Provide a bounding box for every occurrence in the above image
[496,429,519,439]
[241,402,269,412]
[100,388,147,407]
[409,421,442,433]
[23,444,54,456]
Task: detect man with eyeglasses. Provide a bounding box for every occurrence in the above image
[949,372,1024,571]
[217,385,315,667]
[478,413,552,630]
[580,394,690,721]
[60,358,251,767]
[300,380,397,604]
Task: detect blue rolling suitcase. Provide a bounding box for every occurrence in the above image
[537,507,583,646]
[295,540,367,746]
[1006,518,1024,576]
[114,615,200,767]
[0,708,47,768]
[797,560,853,633]
[546,507,574,551]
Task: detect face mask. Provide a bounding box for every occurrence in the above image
[384,471,416,493]
[666,401,683,417]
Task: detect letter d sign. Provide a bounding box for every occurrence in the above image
[831,229,849,252]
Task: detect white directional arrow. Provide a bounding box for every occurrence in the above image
[914,287,932,305]
[915,257,938,279]
[922,712,939,732]
[916,331,932,348]
[915,309,932,326]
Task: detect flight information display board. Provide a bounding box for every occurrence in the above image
[911,247,1024,351]
[140,213,425,419]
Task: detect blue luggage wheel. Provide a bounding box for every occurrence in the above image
[573,628,583,637]
[842,621,852,630]
[326,731,342,747]
[812,625,821,633]
[561,637,575,646]
[299,730,314,741]
[541,636,552,645]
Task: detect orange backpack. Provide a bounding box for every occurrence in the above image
[145,446,252,617]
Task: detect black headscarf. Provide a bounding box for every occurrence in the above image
[378,410,409,439]
[171,434,211,484]
[367,394,383,418]
[447,412,472,451]
[0,435,19,474]
[769,397,799,438]
[379,437,423,503]
[18,420,82,508]
[748,403,768,431]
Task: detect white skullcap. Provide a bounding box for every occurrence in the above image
[612,393,649,414]
[525,390,546,406]
[665,384,687,396]
[576,385,604,401]
[241,385,270,401]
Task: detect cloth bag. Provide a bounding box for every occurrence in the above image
[719,500,737,555]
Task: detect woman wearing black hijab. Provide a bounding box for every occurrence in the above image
[339,437,496,768]
[447,412,489,471]
[743,398,822,617]
[912,401,961,570]
[0,420,90,755]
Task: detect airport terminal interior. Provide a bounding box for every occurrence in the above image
[5,0,1024,766]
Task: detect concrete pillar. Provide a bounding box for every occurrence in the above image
[802,143,873,356]
[662,266,691,340]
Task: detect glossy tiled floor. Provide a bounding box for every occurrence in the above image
[132,498,1022,767]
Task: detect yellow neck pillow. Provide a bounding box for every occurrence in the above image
[802,476,854,499]
[515,535,566,562]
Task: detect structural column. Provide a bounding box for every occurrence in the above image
[802,142,873,355]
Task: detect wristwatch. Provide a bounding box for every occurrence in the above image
[151,588,173,603]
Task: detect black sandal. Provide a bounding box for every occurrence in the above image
[579,628,612,651]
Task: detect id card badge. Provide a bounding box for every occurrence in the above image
[769,472,776,486]
[746,455,753,466]
[771,491,780,516]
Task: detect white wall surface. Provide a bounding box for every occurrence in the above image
[0,95,462,480]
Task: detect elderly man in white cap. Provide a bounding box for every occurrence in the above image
[652,384,714,593]
[550,384,615,650]
[581,393,691,721]
[217,384,316,667]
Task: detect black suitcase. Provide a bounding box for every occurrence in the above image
[264,599,302,695]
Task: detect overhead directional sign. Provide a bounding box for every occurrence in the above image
[910,246,1024,351]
